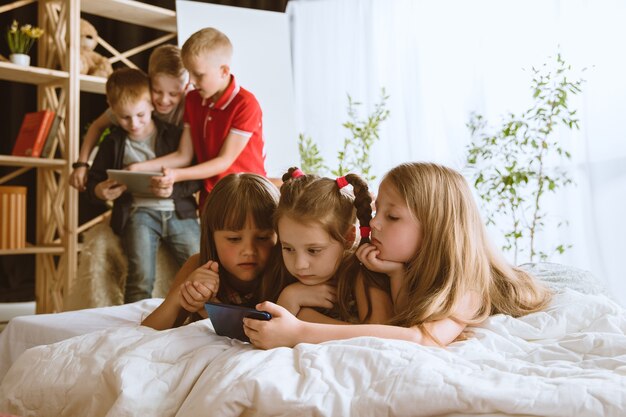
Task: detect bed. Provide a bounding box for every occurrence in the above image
[1,263,625,417]
[0,299,161,381]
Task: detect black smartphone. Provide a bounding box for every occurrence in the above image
[204,302,271,342]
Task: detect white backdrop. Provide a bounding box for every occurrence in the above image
[175,1,298,177]
[287,0,626,305]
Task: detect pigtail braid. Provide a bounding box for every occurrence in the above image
[281,166,305,183]
[335,173,389,322]
[345,174,373,244]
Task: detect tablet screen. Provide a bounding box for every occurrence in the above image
[106,169,163,197]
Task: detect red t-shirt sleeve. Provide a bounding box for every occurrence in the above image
[229,97,262,138]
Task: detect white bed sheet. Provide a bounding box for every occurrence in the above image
[0,299,160,381]
[1,289,625,417]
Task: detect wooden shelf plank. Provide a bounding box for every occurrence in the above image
[0,155,66,168]
[0,61,69,85]
[81,0,177,32]
[0,245,64,255]
[80,74,106,94]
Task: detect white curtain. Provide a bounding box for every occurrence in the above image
[287,0,626,305]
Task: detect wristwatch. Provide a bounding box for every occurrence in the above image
[72,161,90,169]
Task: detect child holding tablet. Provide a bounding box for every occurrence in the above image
[142,173,279,330]
[70,44,188,191]
[86,68,201,303]
[260,167,392,326]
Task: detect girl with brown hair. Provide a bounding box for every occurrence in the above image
[142,172,279,330]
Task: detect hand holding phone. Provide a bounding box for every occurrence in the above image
[204,302,271,342]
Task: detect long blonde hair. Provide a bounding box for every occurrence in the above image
[383,162,552,328]
[260,167,383,321]
[200,173,279,303]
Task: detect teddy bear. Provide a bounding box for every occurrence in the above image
[80,18,113,78]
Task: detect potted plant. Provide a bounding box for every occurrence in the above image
[6,20,44,66]
[298,88,390,182]
[465,53,586,264]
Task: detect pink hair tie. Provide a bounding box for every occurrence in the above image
[359,226,371,239]
[336,176,349,189]
[291,168,304,179]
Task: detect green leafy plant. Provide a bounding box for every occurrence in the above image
[298,133,328,175]
[6,20,44,55]
[299,88,389,182]
[466,53,585,263]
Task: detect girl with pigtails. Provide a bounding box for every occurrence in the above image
[257,167,393,327]
[245,162,552,349]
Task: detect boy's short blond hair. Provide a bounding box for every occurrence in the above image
[148,44,186,79]
[181,27,233,65]
[106,67,150,109]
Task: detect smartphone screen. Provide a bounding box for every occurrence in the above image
[204,302,271,342]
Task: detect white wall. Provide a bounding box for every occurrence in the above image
[175,1,298,177]
[287,0,626,305]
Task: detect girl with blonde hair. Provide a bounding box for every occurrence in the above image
[244,162,551,348]
[260,167,392,325]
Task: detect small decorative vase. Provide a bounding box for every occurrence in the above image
[9,53,31,67]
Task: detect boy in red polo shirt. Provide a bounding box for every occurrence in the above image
[130,28,266,204]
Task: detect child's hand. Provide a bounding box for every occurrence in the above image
[277,282,336,315]
[94,179,126,201]
[244,302,304,349]
[151,167,176,191]
[356,243,405,276]
[178,260,220,313]
[69,167,88,192]
[151,167,174,198]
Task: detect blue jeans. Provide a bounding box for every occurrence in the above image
[121,208,200,303]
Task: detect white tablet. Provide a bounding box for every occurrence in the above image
[106,169,163,197]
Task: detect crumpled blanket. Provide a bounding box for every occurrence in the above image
[1,289,625,417]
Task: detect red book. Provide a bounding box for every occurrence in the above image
[11,110,56,157]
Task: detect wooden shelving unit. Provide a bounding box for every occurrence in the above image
[0,245,65,256]
[0,155,66,168]
[79,74,106,94]
[0,61,69,84]
[81,0,176,32]
[0,0,176,313]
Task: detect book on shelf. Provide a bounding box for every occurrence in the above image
[40,114,62,158]
[11,110,56,158]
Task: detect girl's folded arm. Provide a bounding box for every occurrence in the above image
[244,302,422,348]
[247,300,472,348]
[297,308,347,325]
[297,317,468,346]
[141,254,200,330]
[295,321,423,344]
